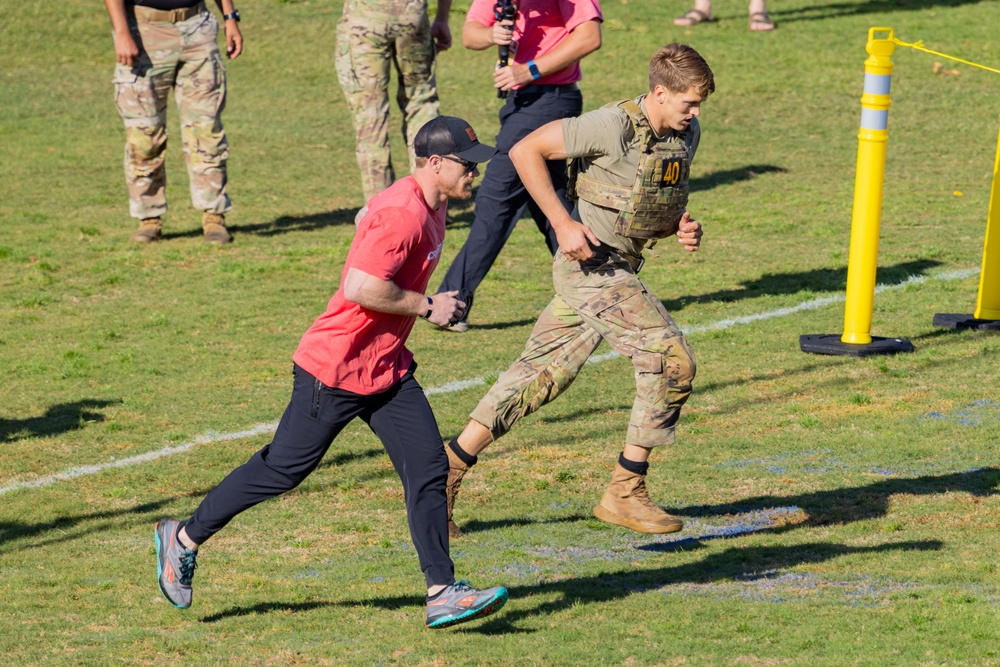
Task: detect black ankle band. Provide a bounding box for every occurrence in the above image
[449,438,478,467]
[618,453,648,476]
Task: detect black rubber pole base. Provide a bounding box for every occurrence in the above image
[932,313,1000,331]
[800,334,915,356]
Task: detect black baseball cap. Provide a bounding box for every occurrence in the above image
[413,116,498,163]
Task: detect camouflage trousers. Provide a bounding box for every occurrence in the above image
[112,7,230,221]
[471,249,696,448]
[335,0,439,202]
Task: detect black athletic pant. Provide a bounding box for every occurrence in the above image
[437,84,583,319]
[184,363,454,587]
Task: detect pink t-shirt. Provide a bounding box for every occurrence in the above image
[292,177,446,395]
[466,0,603,88]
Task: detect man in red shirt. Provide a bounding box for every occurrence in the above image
[153,117,509,630]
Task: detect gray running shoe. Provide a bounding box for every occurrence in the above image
[154,519,198,609]
[425,580,508,629]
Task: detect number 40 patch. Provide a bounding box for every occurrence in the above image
[660,158,683,186]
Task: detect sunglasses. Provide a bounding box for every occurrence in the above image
[439,155,478,174]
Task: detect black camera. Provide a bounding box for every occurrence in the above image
[493,0,517,99]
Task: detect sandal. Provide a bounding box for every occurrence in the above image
[674,9,716,26]
[749,11,776,31]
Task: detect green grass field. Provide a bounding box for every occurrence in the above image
[2,0,999,664]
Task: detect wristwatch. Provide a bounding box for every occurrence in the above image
[527,60,541,80]
[223,9,240,21]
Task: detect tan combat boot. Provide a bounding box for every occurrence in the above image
[593,464,683,534]
[202,212,232,244]
[130,217,162,243]
[445,443,472,538]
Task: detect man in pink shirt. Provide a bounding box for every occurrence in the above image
[153,117,509,630]
[434,0,603,331]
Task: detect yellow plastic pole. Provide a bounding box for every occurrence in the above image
[973,117,1000,320]
[842,28,895,345]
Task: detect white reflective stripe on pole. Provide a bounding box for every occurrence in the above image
[863,73,891,95]
[860,108,889,130]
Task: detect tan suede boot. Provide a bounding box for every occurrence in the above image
[445,443,472,538]
[593,464,683,534]
[130,218,162,243]
[202,212,232,244]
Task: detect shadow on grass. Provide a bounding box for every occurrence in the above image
[158,187,483,239]
[698,325,983,416]
[201,600,336,623]
[333,540,941,631]
[772,0,984,24]
[231,209,360,238]
[0,488,212,552]
[669,467,999,528]
[690,164,787,192]
[160,208,360,241]
[462,317,538,332]
[316,447,385,471]
[661,259,942,313]
[456,513,592,535]
[0,446,398,552]
[0,399,120,443]
[443,199,478,230]
[454,468,998,540]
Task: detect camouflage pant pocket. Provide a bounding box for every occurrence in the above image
[113,67,161,122]
[632,351,663,375]
[334,18,367,94]
[582,284,673,335]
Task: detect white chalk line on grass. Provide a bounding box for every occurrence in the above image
[0,267,979,497]
[0,423,279,495]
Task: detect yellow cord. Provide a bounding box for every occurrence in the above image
[892,37,1000,76]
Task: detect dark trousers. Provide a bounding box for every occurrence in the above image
[184,363,454,587]
[437,86,583,318]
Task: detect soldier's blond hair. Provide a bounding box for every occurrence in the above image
[649,43,715,97]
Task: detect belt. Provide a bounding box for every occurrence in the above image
[512,82,580,97]
[617,251,644,274]
[590,247,645,274]
[131,2,206,23]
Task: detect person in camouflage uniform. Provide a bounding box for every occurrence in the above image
[336,0,452,203]
[105,0,243,244]
[443,43,715,538]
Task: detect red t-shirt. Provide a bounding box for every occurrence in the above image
[466,0,603,88]
[292,177,446,395]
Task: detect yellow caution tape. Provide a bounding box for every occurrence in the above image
[892,37,1000,76]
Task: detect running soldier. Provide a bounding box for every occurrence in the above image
[444,43,713,537]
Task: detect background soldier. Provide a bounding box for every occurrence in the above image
[336,0,452,203]
[433,0,603,331]
[444,44,714,538]
[105,0,243,244]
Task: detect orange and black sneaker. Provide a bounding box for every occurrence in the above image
[425,580,508,629]
[154,519,198,608]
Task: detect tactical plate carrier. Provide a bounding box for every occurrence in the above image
[570,99,690,240]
